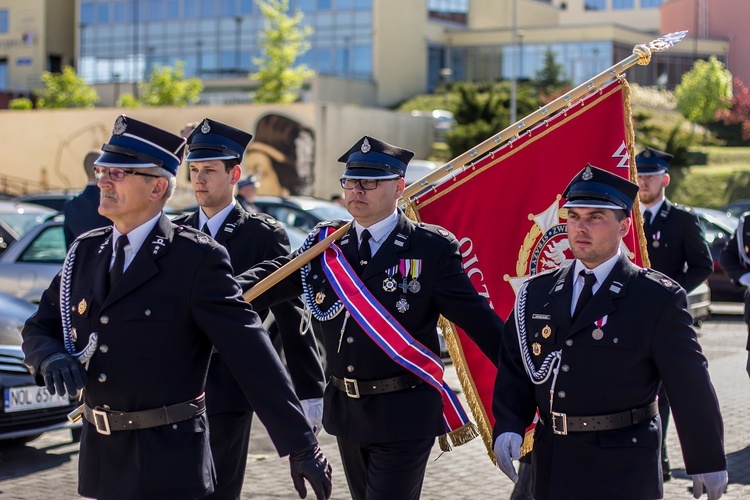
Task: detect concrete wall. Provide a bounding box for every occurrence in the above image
[0,103,433,206]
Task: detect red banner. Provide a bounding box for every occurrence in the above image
[411,80,643,457]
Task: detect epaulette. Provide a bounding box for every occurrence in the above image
[525,267,559,282]
[76,226,112,240]
[641,268,679,290]
[415,221,454,240]
[314,219,348,230]
[673,203,695,214]
[248,212,281,228]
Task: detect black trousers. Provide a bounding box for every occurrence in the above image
[337,436,434,500]
[204,410,254,500]
[658,384,671,469]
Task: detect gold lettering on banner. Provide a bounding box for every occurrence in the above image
[458,237,495,310]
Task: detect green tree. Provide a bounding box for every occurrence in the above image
[251,0,314,104]
[675,56,733,134]
[36,66,99,109]
[120,61,203,107]
[533,47,572,98]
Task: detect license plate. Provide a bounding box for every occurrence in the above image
[4,385,70,413]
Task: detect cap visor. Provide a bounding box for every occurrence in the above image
[563,199,624,210]
[186,150,238,162]
[94,151,158,168]
[342,167,400,179]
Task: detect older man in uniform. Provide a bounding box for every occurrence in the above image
[236,135,505,500]
[173,118,325,499]
[63,150,112,248]
[636,146,713,481]
[493,165,727,500]
[21,115,331,500]
[719,213,750,380]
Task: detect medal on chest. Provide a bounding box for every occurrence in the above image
[652,230,661,248]
[383,265,398,292]
[592,315,608,340]
[399,259,422,294]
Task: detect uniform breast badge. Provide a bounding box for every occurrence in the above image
[652,231,661,248]
[592,316,607,340]
[315,291,326,305]
[396,296,409,313]
[542,325,552,339]
[532,342,541,356]
[77,298,87,315]
[407,259,422,293]
[383,266,398,292]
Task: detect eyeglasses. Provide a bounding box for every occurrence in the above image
[94,166,162,182]
[340,178,389,191]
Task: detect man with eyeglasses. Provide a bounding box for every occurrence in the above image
[21,115,332,500]
[63,150,112,249]
[235,135,504,500]
[172,118,325,499]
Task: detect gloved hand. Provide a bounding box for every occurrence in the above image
[493,432,522,483]
[289,444,332,500]
[40,352,86,397]
[692,470,728,500]
[300,398,324,436]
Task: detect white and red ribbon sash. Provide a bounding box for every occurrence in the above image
[317,227,470,433]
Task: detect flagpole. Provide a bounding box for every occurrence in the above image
[242,31,687,302]
[400,30,688,201]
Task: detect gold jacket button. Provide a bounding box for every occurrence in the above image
[99,344,109,353]
[346,337,354,344]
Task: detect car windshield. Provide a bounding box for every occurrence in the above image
[292,198,351,222]
[0,210,52,238]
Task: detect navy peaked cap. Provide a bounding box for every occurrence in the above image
[186,118,253,163]
[95,115,186,175]
[237,175,259,188]
[563,164,639,212]
[338,135,415,179]
[635,147,673,174]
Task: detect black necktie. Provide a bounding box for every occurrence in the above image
[644,210,652,236]
[359,229,372,271]
[108,235,128,292]
[201,223,211,237]
[573,270,596,320]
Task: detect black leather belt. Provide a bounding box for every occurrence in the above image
[331,374,423,398]
[83,394,206,435]
[540,401,658,435]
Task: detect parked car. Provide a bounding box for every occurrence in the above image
[0,201,55,256]
[0,290,81,444]
[722,199,750,218]
[15,191,76,212]
[253,195,351,232]
[694,207,742,303]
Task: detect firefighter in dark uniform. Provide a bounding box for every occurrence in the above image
[173,118,326,499]
[21,115,332,500]
[636,146,713,481]
[719,212,750,380]
[236,136,504,500]
[493,165,727,500]
[63,150,112,248]
[235,174,261,213]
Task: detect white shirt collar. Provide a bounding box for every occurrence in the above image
[354,209,399,244]
[198,199,236,236]
[112,212,162,265]
[573,249,621,290]
[640,196,665,215]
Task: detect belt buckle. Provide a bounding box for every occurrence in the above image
[343,378,360,398]
[551,412,568,435]
[92,408,112,435]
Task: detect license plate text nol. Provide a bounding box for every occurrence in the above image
[4,385,70,413]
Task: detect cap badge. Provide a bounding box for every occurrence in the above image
[113,116,127,136]
[582,165,593,180]
[361,137,371,154]
[201,119,211,134]
[643,149,652,157]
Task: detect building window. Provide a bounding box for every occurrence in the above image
[113,2,128,23]
[167,0,180,18]
[584,0,606,10]
[612,0,635,8]
[428,0,468,24]
[80,3,95,25]
[0,59,7,90]
[640,0,663,7]
[0,10,7,34]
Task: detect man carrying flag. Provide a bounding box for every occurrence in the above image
[236,135,504,500]
[492,165,727,499]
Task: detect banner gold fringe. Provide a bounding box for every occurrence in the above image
[438,421,481,452]
[521,429,535,456]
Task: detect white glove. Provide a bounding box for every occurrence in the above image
[692,470,728,500]
[300,397,324,436]
[738,272,750,288]
[493,432,522,483]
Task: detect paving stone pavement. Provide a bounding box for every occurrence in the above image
[2,305,750,499]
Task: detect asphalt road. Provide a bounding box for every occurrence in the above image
[1,303,749,499]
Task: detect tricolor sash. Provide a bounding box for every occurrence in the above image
[316,227,477,448]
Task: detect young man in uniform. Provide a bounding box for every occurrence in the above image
[22,115,332,500]
[173,118,326,499]
[493,164,727,500]
[236,135,504,500]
